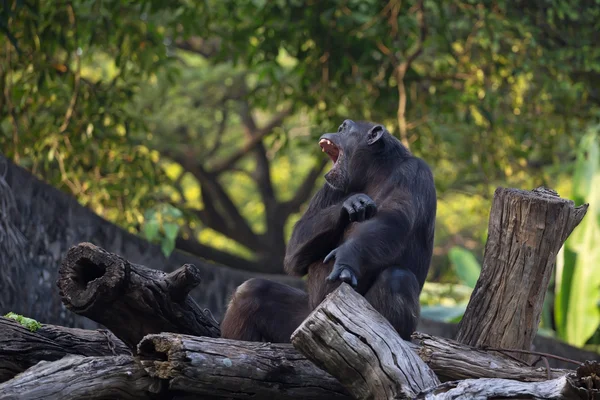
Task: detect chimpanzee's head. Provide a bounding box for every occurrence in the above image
[319,119,390,191]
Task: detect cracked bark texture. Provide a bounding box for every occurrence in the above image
[456,187,588,362]
[138,333,350,400]
[0,316,129,383]
[0,355,159,400]
[57,243,221,350]
[291,283,440,400]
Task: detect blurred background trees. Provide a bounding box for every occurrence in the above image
[1,0,599,349]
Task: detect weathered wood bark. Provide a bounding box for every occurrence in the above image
[410,333,569,382]
[456,187,588,362]
[0,154,303,330]
[291,283,440,400]
[0,355,160,400]
[417,376,579,399]
[417,361,600,399]
[57,242,221,349]
[0,317,129,383]
[417,318,600,370]
[138,333,350,400]
[135,328,572,399]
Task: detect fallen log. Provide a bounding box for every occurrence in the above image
[135,327,572,400]
[410,332,570,382]
[137,333,351,400]
[291,283,440,399]
[456,187,588,363]
[291,284,597,400]
[0,316,129,383]
[0,355,160,400]
[57,242,220,350]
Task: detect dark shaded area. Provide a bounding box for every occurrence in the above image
[0,154,302,329]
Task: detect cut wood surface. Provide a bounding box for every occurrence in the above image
[0,316,129,383]
[57,242,220,349]
[0,355,159,400]
[138,333,350,400]
[456,187,588,362]
[291,283,440,400]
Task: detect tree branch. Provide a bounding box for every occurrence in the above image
[281,158,328,217]
[395,0,427,149]
[175,237,267,273]
[165,150,261,250]
[173,36,222,58]
[210,105,293,175]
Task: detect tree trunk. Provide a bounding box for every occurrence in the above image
[57,243,221,349]
[138,333,350,400]
[0,316,129,383]
[455,187,588,362]
[0,154,303,330]
[291,283,440,399]
[0,355,160,400]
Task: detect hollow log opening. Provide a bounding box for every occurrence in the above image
[138,339,168,362]
[71,258,107,290]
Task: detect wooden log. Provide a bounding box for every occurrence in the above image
[57,242,220,350]
[0,316,129,383]
[455,187,588,362]
[416,361,600,399]
[291,283,440,400]
[135,330,573,400]
[410,332,570,382]
[0,355,160,400]
[137,333,350,400]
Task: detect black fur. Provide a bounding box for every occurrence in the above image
[221,119,436,341]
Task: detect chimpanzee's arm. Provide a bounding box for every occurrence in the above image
[326,159,436,285]
[284,186,348,276]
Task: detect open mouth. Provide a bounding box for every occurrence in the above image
[319,139,340,164]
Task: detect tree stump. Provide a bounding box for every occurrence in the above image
[57,242,220,350]
[455,187,587,361]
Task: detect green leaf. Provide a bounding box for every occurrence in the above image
[143,219,160,241]
[448,246,481,288]
[4,312,42,332]
[420,305,467,323]
[564,174,600,347]
[163,222,180,240]
[161,237,176,257]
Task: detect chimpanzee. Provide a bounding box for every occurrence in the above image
[220,119,436,342]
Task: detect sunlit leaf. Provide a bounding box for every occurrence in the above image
[448,246,481,288]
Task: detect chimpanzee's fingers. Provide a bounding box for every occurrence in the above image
[356,204,366,222]
[326,267,341,282]
[324,248,338,264]
[338,269,358,287]
[366,203,377,219]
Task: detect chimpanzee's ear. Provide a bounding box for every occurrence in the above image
[367,125,385,145]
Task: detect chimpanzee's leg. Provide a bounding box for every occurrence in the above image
[220,278,310,343]
[364,267,421,340]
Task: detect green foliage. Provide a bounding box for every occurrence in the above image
[142,203,183,257]
[3,0,600,346]
[4,312,42,332]
[448,246,481,288]
[555,126,600,347]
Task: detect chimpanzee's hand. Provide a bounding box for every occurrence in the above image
[323,246,359,288]
[342,193,377,223]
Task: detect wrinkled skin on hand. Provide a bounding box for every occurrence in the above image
[324,243,359,288]
[342,193,377,223]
